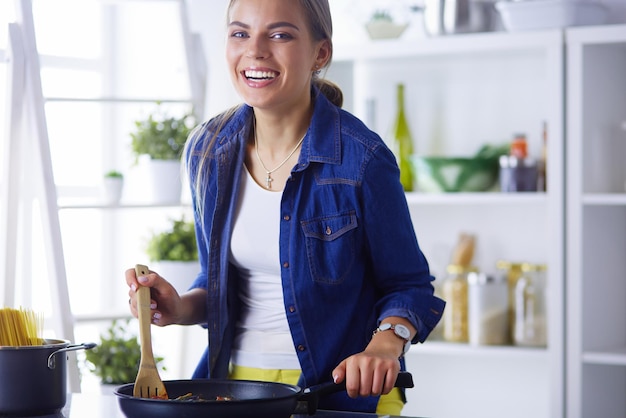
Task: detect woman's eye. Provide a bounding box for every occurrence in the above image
[230,31,248,39]
[270,32,293,40]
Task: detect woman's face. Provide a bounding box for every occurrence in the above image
[226,0,330,112]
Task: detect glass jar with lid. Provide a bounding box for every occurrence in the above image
[496,260,524,342]
[442,264,477,343]
[513,263,548,347]
[468,272,509,345]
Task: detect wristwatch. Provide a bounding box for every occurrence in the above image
[374,323,412,356]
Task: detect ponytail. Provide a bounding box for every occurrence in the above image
[313,78,343,108]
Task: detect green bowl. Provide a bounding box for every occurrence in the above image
[410,156,500,192]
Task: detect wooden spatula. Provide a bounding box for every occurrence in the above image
[133,264,168,399]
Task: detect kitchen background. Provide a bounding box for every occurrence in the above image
[1,0,625,417]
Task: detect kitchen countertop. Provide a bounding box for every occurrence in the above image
[31,394,423,418]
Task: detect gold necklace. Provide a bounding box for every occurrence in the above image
[254,120,306,189]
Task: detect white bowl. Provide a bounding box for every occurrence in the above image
[495,0,608,32]
[365,20,409,39]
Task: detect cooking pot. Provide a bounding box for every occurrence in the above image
[424,0,496,35]
[114,372,414,418]
[0,339,95,415]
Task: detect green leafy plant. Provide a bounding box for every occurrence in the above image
[84,319,165,385]
[104,170,123,179]
[146,216,198,262]
[130,104,195,162]
[370,9,393,22]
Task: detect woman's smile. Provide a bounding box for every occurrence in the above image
[242,67,279,87]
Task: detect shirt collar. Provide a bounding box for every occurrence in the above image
[213,87,342,167]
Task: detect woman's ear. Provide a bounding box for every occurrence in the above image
[314,39,332,71]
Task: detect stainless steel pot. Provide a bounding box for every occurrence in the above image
[424,0,496,35]
[0,339,95,415]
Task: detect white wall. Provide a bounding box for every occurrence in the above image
[188,0,626,122]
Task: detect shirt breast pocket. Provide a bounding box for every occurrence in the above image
[301,211,358,284]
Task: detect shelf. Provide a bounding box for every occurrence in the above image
[582,193,626,206]
[583,346,626,366]
[405,192,547,206]
[410,340,548,360]
[74,312,133,323]
[334,29,562,62]
[57,199,190,210]
[44,96,193,104]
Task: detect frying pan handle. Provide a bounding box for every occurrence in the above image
[47,342,97,369]
[299,371,414,415]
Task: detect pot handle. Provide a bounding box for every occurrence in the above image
[48,342,97,369]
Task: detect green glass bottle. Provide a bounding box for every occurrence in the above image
[390,83,414,191]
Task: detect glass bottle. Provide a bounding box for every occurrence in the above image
[390,83,414,191]
[513,263,548,347]
[537,121,547,192]
[442,264,477,343]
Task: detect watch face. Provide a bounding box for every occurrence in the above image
[394,324,411,340]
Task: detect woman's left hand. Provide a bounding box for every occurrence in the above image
[331,334,403,398]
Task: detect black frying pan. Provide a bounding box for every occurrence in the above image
[114,372,413,418]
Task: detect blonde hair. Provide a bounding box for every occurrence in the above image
[184,0,343,229]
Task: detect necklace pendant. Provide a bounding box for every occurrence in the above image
[265,173,273,189]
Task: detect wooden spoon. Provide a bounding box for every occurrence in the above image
[132,264,168,399]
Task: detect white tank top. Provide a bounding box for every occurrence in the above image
[228,166,300,369]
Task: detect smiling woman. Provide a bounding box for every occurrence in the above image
[122,1,443,416]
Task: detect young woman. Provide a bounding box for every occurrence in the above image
[127,0,445,414]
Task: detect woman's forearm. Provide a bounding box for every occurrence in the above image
[178,288,208,325]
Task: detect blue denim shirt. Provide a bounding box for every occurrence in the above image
[185,89,445,413]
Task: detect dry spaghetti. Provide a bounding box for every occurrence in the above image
[0,307,44,347]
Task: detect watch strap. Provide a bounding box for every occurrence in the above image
[373,323,411,356]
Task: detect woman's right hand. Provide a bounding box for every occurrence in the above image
[126,267,183,326]
[125,267,208,326]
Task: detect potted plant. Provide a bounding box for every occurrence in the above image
[365,9,409,40]
[84,319,165,389]
[102,170,124,204]
[145,215,199,293]
[130,104,195,204]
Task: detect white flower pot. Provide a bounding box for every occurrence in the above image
[102,177,124,205]
[146,159,182,205]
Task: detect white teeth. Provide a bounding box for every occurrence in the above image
[245,70,277,80]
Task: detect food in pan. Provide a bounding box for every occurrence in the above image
[169,393,234,402]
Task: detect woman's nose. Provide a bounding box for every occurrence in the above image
[245,36,268,60]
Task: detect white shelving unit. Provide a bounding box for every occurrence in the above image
[566,24,626,418]
[328,30,565,418]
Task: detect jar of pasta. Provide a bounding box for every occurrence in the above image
[442,264,477,343]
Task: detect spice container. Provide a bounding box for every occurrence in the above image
[442,264,477,343]
[468,272,509,345]
[513,264,548,347]
[499,133,538,192]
